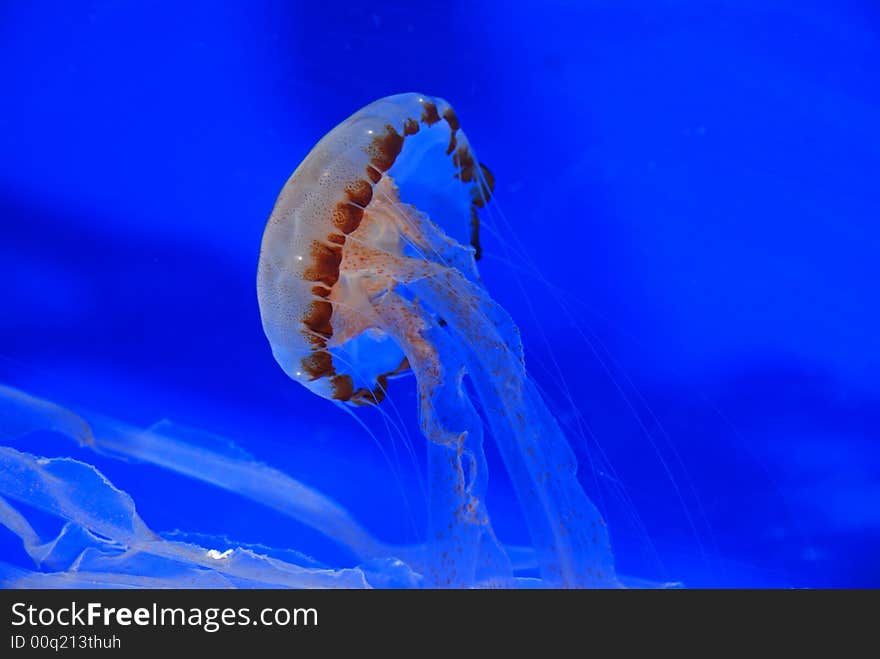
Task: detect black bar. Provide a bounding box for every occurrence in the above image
[0,589,874,653]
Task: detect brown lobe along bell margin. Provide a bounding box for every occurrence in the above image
[302,299,333,338]
[452,144,477,183]
[445,131,458,156]
[332,202,364,235]
[365,165,382,183]
[302,240,342,287]
[331,178,373,236]
[441,108,460,155]
[420,101,441,126]
[345,178,373,207]
[441,107,460,132]
[300,350,334,381]
[331,374,355,401]
[367,124,405,173]
[403,117,420,136]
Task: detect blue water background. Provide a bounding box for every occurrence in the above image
[1,1,878,586]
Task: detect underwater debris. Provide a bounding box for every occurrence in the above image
[0,443,370,588]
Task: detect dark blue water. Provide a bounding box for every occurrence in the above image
[1,1,878,587]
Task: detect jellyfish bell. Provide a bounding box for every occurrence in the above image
[257,93,617,587]
[257,94,488,406]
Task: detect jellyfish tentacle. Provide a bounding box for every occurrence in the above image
[407,269,618,587]
[373,292,512,588]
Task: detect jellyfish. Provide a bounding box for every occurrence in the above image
[257,93,617,587]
